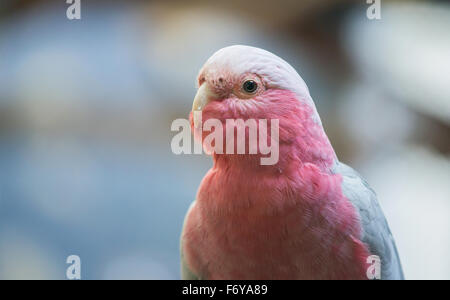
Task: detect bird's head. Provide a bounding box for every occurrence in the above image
[190,45,335,171]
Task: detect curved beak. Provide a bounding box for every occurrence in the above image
[192,83,217,128]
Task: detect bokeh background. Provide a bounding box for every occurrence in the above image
[0,0,449,280]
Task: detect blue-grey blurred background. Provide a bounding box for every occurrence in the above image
[0,0,449,279]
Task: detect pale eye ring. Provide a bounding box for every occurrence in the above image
[242,80,258,94]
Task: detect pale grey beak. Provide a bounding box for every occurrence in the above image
[192,83,217,128]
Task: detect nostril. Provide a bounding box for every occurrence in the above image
[218,77,223,83]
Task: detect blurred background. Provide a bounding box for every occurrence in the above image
[0,0,449,280]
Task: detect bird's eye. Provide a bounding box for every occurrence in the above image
[242,80,258,94]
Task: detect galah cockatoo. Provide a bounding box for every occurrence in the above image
[180,45,404,280]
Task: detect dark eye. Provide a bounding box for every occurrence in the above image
[242,80,258,94]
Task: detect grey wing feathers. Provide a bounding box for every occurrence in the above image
[333,162,404,280]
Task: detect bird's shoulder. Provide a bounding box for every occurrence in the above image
[332,161,404,279]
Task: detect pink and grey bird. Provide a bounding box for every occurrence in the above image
[180,45,404,280]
